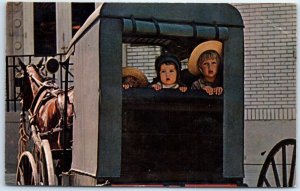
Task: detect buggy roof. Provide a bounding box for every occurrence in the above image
[67,3,243,56]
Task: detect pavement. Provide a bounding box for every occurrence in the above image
[5,173,16,186]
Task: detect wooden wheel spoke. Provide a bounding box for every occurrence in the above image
[40,150,49,185]
[263,176,271,187]
[271,158,280,187]
[17,166,25,185]
[31,174,35,184]
[18,165,24,177]
[281,145,287,187]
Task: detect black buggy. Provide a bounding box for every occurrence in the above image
[65,3,244,186]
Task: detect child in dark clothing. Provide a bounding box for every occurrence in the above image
[151,54,187,93]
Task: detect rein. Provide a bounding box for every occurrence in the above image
[29,73,44,88]
[29,85,54,114]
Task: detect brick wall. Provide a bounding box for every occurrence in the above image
[233,3,297,120]
[126,4,297,121]
[126,45,161,82]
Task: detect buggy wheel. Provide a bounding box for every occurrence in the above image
[38,140,57,185]
[257,138,296,187]
[16,151,39,185]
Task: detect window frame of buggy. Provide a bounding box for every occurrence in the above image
[65,3,244,182]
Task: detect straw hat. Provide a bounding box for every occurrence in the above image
[122,67,149,87]
[188,40,223,76]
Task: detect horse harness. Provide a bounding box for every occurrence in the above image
[28,80,74,136]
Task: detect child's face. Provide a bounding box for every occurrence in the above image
[200,58,219,82]
[160,63,177,86]
[123,76,138,87]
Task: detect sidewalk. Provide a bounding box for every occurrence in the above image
[5,173,15,186]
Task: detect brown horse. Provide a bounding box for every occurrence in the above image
[17,58,74,150]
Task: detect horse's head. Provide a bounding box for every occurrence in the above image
[16,58,45,110]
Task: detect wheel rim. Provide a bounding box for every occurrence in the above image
[37,140,56,185]
[16,151,39,185]
[257,138,296,187]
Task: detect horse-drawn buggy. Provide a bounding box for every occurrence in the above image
[13,3,295,187]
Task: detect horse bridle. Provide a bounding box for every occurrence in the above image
[26,65,44,88]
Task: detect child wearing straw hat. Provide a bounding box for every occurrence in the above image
[122,67,149,89]
[151,54,187,93]
[188,40,223,95]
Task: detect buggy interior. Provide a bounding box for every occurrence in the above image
[120,31,225,183]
